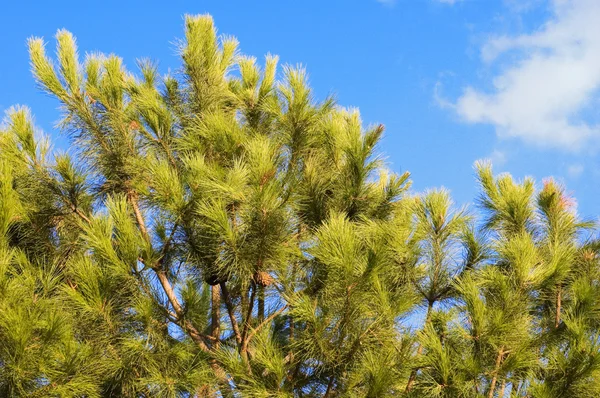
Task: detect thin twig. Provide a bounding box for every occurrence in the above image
[247,304,289,342]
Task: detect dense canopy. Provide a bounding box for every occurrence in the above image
[1,14,600,397]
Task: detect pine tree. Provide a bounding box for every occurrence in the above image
[412,163,600,397]
[2,13,600,398]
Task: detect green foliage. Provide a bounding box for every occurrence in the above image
[1,14,600,398]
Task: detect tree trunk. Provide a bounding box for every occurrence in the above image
[258,284,265,323]
[239,284,256,372]
[220,282,242,346]
[211,284,221,349]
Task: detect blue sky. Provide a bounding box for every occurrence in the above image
[1,0,599,219]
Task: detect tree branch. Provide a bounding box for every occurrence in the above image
[128,190,150,241]
[488,347,505,398]
[220,282,243,346]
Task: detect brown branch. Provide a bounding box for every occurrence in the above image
[70,198,180,325]
[128,190,149,240]
[258,284,265,323]
[220,282,243,346]
[240,283,257,365]
[153,239,233,395]
[72,205,91,224]
[155,269,185,315]
[211,285,221,349]
[126,195,192,337]
[129,200,215,351]
[152,269,216,341]
[132,265,177,320]
[488,347,505,398]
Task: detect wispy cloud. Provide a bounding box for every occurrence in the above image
[376,0,397,7]
[452,0,600,151]
[567,163,585,178]
[488,149,507,166]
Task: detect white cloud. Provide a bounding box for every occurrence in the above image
[434,81,454,109]
[436,0,464,4]
[567,163,584,178]
[454,0,600,151]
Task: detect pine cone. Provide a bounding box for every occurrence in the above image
[253,271,273,287]
[583,249,596,262]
